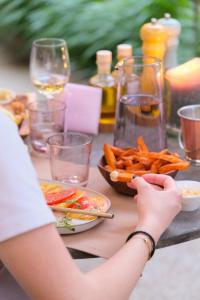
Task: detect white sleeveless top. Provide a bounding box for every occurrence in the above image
[0,111,55,299]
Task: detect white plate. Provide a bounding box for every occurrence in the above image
[176,180,200,212]
[40,179,111,234]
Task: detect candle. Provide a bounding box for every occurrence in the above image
[165,58,200,129]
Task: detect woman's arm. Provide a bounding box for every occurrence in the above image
[0,223,148,300]
[0,174,181,300]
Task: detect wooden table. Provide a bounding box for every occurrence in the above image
[33,132,200,259]
[70,133,200,258]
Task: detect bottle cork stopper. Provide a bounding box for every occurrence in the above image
[164,13,171,19]
[96,50,112,64]
[151,18,157,24]
[117,44,132,59]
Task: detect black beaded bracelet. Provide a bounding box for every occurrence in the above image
[126,230,156,259]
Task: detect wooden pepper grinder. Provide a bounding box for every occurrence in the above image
[140,18,167,93]
[140,18,167,61]
[158,13,181,70]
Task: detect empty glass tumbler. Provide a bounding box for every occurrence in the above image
[47,132,92,186]
[28,99,66,156]
[113,56,166,151]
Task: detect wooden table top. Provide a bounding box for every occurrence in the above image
[68,132,200,258]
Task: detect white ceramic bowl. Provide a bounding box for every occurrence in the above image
[176,180,200,212]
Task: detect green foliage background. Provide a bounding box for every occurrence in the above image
[0,0,199,79]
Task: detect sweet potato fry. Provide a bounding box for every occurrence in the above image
[110,146,125,157]
[137,136,149,152]
[158,154,182,163]
[159,161,190,174]
[110,170,134,182]
[122,149,137,157]
[137,156,154,168]
[159,149,169,155]
[126,162,144,171]
[145,152,182,163]
[121,155,138,162]
[150,159,165,173]
[132,170,152,176]
[105,166,133,174]
[116,169,135,174]
[104,165,115,172]
[116,159,125,169]
[103,144,116,168]
[123,160,133,168]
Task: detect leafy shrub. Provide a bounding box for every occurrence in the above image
[0,0,198,79]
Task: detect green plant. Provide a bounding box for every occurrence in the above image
[0,0,198,79]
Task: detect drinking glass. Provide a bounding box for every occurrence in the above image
[114,56,166,151]
[30,38,70,99]
[47,132,92,186]
[28,99,66,156]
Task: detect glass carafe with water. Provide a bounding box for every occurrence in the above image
[114,56,166,151]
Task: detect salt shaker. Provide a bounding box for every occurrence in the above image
[158,13,181,70]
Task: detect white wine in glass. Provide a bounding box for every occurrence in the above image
[30,38,70,99]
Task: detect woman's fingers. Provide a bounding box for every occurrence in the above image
[142,174,176,190]
[127,176,150,192]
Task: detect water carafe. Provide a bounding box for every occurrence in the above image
[114,56,166,151]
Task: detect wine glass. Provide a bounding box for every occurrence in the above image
[30,38,70,100]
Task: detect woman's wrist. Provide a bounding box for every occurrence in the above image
[136,217,162,244]
[126,231,156,259]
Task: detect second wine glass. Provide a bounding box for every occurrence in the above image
[30,38,70,99]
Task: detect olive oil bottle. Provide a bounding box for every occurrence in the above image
[89,50,116,132]
[112,44,133,78]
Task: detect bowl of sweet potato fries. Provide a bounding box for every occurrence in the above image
[98,136,190,196]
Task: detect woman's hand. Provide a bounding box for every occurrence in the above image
[128,174,182,242]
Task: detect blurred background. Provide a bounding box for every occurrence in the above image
[1,1,200,299]
[0,0,199,81]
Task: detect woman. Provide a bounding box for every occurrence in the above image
[0,110,181,300]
